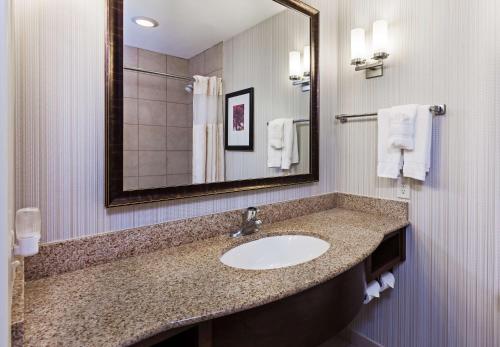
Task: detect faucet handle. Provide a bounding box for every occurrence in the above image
[254,219,263,230]
[242,207,259,221]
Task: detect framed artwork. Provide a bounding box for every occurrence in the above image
[225,87,254,151]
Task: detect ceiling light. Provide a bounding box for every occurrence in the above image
[132,16,159,28]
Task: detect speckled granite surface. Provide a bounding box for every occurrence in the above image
[11,257,24,347]
[25,193,339,280]
[24,207,408,347]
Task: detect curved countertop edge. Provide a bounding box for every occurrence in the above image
[24,208,409,347]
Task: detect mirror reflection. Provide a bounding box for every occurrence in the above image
[123,0,311,190]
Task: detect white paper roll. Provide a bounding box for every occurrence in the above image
[363,280,381,304]
[379,271,396,292]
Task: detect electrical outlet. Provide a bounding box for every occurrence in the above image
[397,178,411,200]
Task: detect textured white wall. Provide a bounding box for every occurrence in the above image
[0,0,14,344]
[14,0,337,243]
[224,8,310,180]
[336,0,499,346]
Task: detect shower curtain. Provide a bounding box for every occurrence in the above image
[192,76,224,184]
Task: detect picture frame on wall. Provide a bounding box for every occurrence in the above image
[225,87,254,151]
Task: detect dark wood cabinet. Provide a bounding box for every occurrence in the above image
[365,228,406,283]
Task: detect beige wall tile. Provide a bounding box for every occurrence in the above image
[167,79,190,104]
[124,45,138,68]
[166,103,192,127]
[166,151,191,174]
[123,124,138,150]
[166,174,191,186]
[139,175,167,189]
[138,48,167,73]
[138,125,166,150]
[167,55,189,76]
[205,42,223,75]
[123,177,139,191]
[189,52,205,76]
[213,69,223,79]
[123,98,138,124]
[139,150,167,176]
[138,74,167,101]
[166,127,192,150]
[123,150,139,177]
[138,100,167,126]
[123,71,138,98]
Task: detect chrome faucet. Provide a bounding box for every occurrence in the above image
[230,207,262,238]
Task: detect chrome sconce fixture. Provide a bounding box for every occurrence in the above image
[351,20,389,79]
[289,46,310,92]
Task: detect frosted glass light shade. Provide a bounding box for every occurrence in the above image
[303,45,310,76]
[350,28,366,62]
[289,51,302,79]
[372,20,389,55]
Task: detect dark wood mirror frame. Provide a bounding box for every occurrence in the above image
[105,0,319,207]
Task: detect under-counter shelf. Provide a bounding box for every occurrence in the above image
[365,228,406,282]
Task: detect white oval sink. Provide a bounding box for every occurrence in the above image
[220,235,330,270]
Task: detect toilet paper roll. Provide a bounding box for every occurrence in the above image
[363,280,381,304]
[379,271,395,292]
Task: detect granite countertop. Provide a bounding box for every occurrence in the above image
[24,208,408,347]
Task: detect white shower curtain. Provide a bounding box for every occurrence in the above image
[192,76,224,184]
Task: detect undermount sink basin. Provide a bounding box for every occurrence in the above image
[220,235,330,270]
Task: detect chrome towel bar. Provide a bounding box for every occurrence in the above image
[335,104,447,123]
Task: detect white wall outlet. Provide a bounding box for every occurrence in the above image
[397,178,411,200]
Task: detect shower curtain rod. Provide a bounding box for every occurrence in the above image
[124,66,194,82]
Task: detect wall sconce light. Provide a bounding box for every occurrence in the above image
[351,20,390,79]
[289,46,311,92]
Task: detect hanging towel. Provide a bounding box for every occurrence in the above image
[389,104,418,150]
[291,123,299,165]
[377,108,403,179]
[268,118,284,149]
[268,119,284,168]
[281,119,295,170]
[403,105,432,181]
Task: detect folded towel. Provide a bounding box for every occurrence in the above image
[389,104,418,150]
[377,108,403,179]
[403,105,433,181]
[281,119,295,170]
[268,118,284,149]
[268,119,283,168]
[292,123,299,165]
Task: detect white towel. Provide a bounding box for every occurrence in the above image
[281,119,295,170]
[377,108,403,179]
[389,104,418,150]
[403,105,433,181]
[292,124,299,165]
[267,118,300,169]
[268,119,284,149]
[268,119,283,168]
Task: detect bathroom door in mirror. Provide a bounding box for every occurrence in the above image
[105,0,319,206]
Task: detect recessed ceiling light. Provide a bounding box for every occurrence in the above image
[132,16,159,28]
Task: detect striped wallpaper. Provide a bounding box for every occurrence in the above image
[224,8,311,180]
[336,0,499,346]
[13,0,337,243]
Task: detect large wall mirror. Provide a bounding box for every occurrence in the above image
[106,0,319,207]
